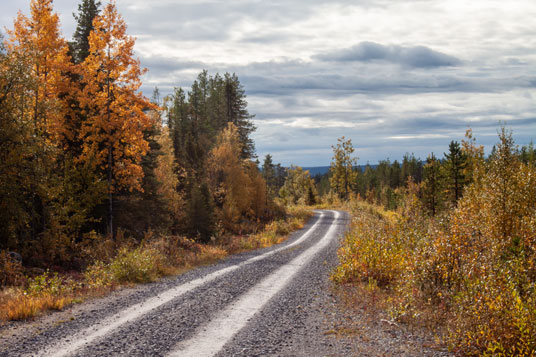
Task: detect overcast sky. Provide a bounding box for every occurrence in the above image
[2,0,536,166]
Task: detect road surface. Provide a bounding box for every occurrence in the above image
[1,210,350,357]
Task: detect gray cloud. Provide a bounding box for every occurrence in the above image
[2,0,536,166]
[314,42,462,68]
[139,56,206,75]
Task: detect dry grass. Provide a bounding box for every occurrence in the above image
[4,294,74,321]
[224,205,314,254]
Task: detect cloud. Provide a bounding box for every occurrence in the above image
[314,41,461,68]
[2,0,536,166]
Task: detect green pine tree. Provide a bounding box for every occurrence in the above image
[444,140,468,203]
[72,0,101,64]
[422,153,444,216]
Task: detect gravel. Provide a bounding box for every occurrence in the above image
[0,210,451,356]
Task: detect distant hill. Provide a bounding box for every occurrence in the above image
[302,166,330,176]
[301,165,378,176]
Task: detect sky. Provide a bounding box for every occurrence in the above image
[1,0,536,166]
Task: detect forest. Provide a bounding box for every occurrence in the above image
[0,0,294,264]
[0,0,314,320]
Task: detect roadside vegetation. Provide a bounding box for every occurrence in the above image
[0,206,312,321]
[329,129,536,355]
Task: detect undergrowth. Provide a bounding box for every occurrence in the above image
[0,205,313,321]
[333,145,536,356]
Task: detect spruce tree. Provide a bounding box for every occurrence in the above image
[401,153,423,184]
[186,182,215,243]
[72,0,100,64]
[422,153,444,216]
[115,90,169,237]
[262,154,276,198]
[444,140,467,203]
[390,160,402,188]
[224,73,256,159]
[166,87,189,167]
[520,141,536,166]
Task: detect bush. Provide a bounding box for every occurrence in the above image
[84,261,115,289]
[109,246,165,284]
[26,271,75,297]
[0,251,24,287]
[332,201,407,287]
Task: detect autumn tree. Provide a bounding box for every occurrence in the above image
[154,127,185,228]
[461,128,485,186]
[445,129,536,350]
[7,0,73,143]
[207,123,266,232]
[79,1,155,237]
[486,128,522,241]
[245,161,268,218]
[0,35,35,249]
[114,95,171,237]
[4,0,82,251]
[279,166,318,206]
[330,136,358,200]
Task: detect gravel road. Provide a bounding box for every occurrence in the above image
[0,210,450,356]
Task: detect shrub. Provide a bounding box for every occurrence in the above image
[26,271,73,297]
[0,251,24,287]
[332,201,407,287]
[84,261,115,289]
[109,246,165,284]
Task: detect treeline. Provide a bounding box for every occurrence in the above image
[317,130,535,213]
[165,70,282,241]
[0,0,277,268]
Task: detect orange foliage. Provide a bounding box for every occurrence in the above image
[78,1,155,192]
[155,127,185,223]
[6,0,74,145]
[207,123,266,231]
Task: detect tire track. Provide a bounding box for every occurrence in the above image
[27,211,335,357]
[169,211,341,357]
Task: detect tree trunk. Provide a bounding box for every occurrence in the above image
[107,144,114,239]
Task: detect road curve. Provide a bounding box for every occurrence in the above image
[1,210,349,357]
